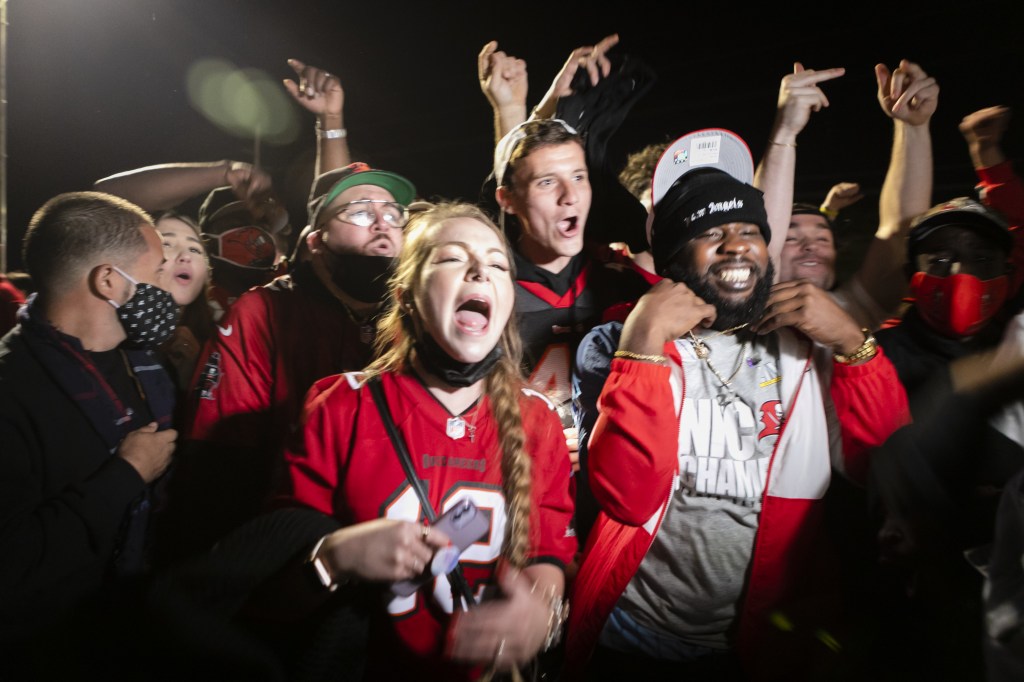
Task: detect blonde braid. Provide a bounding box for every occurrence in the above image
[486,342,532,569]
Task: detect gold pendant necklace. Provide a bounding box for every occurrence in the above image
[686,323,749,360]
[687,326,750,406]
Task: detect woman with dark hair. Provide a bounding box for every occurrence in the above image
[154,211,214,391]
[284,202,575,680]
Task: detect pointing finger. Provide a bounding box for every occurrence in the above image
[286,58,306,77]
[594,34,620,53]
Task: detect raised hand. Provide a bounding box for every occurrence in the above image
[960,105,1011,147]
[534,34,619,119]
[875,59,939,126]
[822,181,865,214]
[753,279,865,356]
[478,40,528,112]
[619,279,717,357]
[283,58,344,119]
[224,161,272,201]
[771,62,846,142]
[959,105,1011,169]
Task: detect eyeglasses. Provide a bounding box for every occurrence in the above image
[329,200,409,229]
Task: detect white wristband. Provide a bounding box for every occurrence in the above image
[317,127,347,140]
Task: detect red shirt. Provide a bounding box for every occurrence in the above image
[284,370,576,680]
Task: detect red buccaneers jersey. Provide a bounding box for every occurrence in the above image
[163,264,380,562]
[285,371,576,680]
[189,264,377,447]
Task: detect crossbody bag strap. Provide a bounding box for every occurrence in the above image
[367,376,477,610]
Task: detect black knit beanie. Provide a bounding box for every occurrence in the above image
[650,168,770,277]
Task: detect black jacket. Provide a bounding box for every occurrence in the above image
[0,303,174,671]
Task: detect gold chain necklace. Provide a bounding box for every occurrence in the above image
[686,323,749,359]
[687,324,750,406]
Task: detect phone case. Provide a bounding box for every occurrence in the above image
[392,497,490,597]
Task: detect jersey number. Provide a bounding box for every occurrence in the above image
[528,343,572,405]
[383,485,506,615]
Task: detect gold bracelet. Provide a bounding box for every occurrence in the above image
[613,350,667,364]
[769,139,797,148]
[834,329,878,365]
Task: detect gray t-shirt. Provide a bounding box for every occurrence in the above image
[615,331,783,650]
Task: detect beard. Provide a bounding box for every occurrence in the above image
[670,259,775,331]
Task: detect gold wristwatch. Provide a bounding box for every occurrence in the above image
[833,329,878,365]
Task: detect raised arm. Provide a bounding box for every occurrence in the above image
[94,161,272,212]
[960,106,1023,223]
[840,59,938,327]
[478,41,529,143]
[960,105,1010,171]
[820,181,865,219]
[588,280,717,524]
[875,59,937,238]
[960,106,1024,296]
[753,63,845,277]
[754,279,910,479]
[531,34,619,121]
[283,58,350,176]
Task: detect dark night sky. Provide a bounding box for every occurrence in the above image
[6,0,1024,270]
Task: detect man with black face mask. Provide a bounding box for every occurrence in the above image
[0,192,178,673]
[165,163,415,564]
[568,131,910,679]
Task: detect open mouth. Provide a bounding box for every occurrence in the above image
[556,216,580,237]
[713,263,756,290]
[174,271,193,284]
[454,297,491,332]
[368,237,397,255]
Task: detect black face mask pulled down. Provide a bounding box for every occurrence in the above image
[326,251,395,303]
[415,333,503,388]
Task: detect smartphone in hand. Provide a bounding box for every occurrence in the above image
[392,498,490,597]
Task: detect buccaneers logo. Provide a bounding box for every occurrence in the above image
[758,400,782,440]
[197,351,222,401]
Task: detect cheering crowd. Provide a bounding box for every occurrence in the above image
[2,32,1023,681]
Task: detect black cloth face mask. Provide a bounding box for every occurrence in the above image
[326,251,395,303]
[415,332,503,388]
[108,266,178,350]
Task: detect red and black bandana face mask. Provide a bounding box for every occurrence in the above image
[910,271,1009,338]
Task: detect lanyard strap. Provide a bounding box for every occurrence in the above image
[367,376,477,610]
